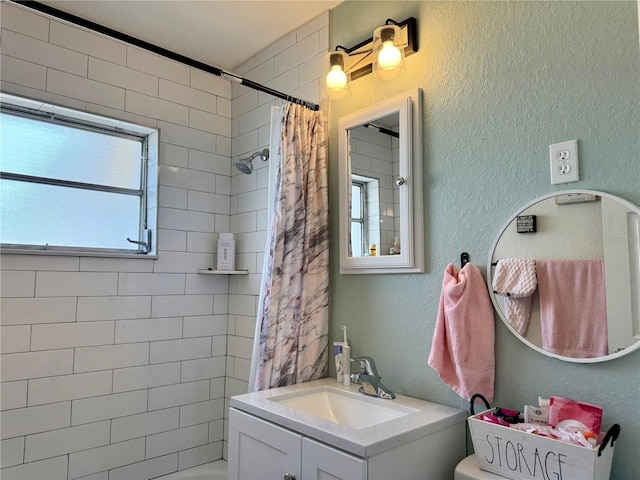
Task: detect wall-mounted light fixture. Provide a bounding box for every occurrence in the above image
[323,17,418,100]
[324,50,352,100]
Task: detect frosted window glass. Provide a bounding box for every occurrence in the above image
[1,113,142,189]
[351,184,361,217]
[351,222,363,257]
[1,180,139,249]
[0,99,155,254]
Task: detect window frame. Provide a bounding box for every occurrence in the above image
[351,178,367,257]
[0,93,158,258]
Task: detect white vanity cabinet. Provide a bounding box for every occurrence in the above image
[228,408,366,480]
[229,380,467,480]
[228,408,300,479]
[302,437,368,479]
[228,405,466,480]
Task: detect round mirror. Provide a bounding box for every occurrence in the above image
[488,190,640,363]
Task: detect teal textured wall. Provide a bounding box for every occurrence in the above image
[328,2,639,478]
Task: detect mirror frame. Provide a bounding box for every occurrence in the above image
[488,189,640,363]
[338,89,424,274]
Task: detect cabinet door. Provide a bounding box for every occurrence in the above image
[228,408,302,480]
[302,437,367,480]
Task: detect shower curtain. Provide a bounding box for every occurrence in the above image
[250,103,329,391]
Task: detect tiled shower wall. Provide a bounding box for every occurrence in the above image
[0,2,231,478]
[0,1,329,476]
[224,12,328,456]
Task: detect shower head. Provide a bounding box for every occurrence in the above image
[233,148,270,175]
[233,158,254,174]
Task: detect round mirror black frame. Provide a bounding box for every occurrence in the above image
[487,189,640,363]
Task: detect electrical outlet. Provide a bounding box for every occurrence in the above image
[549,140,579,184]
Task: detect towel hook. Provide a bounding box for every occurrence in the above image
[461,252,469,267]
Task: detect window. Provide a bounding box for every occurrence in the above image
[0,93,157,255]
[351,174,380,257]
[351,180,366,257]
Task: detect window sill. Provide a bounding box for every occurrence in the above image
[0,248,158,260]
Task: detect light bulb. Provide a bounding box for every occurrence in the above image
[325,65,347,90]
[377,41,402,69]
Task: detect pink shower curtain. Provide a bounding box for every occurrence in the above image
[253,104,329,390]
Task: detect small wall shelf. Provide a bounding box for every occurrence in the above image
[197,269,249,275]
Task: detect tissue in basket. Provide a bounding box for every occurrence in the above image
[467,408,620,480]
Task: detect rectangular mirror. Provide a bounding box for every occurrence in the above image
[338,89,424,274]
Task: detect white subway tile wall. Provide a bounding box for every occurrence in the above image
[0,2,328,477]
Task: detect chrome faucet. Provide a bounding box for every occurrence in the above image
[350,356,396,399]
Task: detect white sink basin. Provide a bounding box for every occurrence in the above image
[269,386,418,429]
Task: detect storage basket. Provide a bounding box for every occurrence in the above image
[467,394,620,480]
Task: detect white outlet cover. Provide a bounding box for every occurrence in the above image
[549,139,579,184]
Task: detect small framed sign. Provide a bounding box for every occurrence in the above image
[516,215,536,233]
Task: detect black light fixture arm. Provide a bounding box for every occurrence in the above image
[333,17,417,56]
[329,17,418,82]
[10,1,320,111]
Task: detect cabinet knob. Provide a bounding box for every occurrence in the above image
[283,475,296,480]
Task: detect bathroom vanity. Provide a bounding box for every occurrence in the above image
[228,378,467,480]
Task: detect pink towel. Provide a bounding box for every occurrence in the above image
[492,258,537,336]
[537,260,608,358]
[428,263,495,402]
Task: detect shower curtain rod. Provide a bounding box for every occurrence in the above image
[12,1,320,111]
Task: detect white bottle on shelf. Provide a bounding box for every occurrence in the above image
[217,233,236,271]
